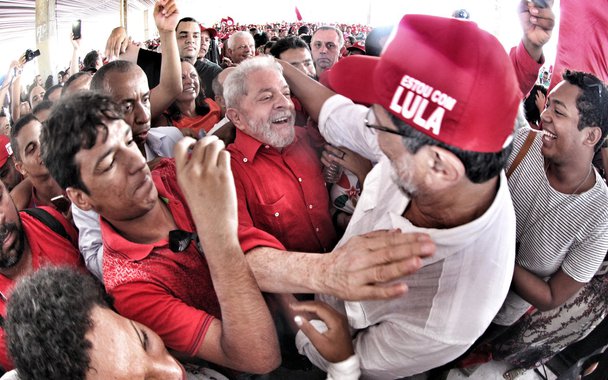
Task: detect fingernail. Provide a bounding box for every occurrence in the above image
[530,16,538,22]
[530,7,539,15]
[294,316,303,326]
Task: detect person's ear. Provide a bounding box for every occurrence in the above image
[425,146,464,188]
[585,126,602,148]
[66,187,93,211]
[226,108,245,131]
[14,160,27,177]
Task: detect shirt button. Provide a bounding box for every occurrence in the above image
[265,145,270,149]
[309,204,313,209]
[298,177,302,182]
[243,158,248,163]
[315,227,320,232]
[274,212,280,217]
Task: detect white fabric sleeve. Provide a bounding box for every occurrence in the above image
[318,95,384,163]
[327,355,361,380]
[71,205,103,282]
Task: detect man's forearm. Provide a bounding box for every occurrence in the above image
[246,246,326,294]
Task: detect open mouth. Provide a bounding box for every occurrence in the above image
[271,115,291,125]
[542,130,557,140]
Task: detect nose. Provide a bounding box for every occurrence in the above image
[125,145,147,175]
[133,101,150,126]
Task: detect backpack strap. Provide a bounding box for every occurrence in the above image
[506,131,536,178]
[23,208,72,244]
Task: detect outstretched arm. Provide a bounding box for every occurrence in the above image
[174,136,280,374]
[149,0,182,120]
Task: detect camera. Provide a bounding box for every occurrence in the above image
[24,49,41,63]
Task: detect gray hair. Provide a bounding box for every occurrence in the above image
[223,56,283,109]
[312,26,344,49]
[227,31,255,50]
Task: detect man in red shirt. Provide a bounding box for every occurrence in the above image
[40,91,279,375]
[225,56,336,256]
[0,179,84,371]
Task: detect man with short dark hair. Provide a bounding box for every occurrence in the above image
[105,14,222,99]
[270,36,316,79]
[10,114,66,212]
[41,91,280,374]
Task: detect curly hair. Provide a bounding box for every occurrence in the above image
[40,91,124,193]
[391,114,513,184]
[5,267,108,380]
[562,70,608,150]
[523,84,547,125]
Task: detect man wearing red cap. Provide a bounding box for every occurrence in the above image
[284,14,525,378]
[0,135,22,192]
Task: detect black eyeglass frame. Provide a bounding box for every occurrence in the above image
[364,108,410,137]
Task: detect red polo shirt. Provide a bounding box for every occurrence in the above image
[101,159,221,357]
[227,128,337,254]
[0,207,84,371]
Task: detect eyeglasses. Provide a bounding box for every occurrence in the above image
[582,76,605,121]
[364,108,409,137]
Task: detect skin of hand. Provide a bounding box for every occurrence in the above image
[322,230,435,300]
[104,27,130,60]
[153,0,179,33]
[173,136,238,241]
[321,144,373,185]
[518,0,555,61]
[293,301,354,363]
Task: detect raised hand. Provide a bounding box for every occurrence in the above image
[519,0,555,61]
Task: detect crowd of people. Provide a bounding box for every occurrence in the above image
[0,0,606,379]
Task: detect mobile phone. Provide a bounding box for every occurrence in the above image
[530,0,548,8]
[72,19,82,40]
[50,195,71,214]
[23,49,40,63]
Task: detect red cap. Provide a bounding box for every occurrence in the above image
[0,135,13,167]
[200,24,217,38]
[326,14,520,153]
[347,40,366,53]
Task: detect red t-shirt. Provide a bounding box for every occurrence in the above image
[101,159,221,357]
[227,128,337,254]
[0,207,84,371]
[171,98,222,135]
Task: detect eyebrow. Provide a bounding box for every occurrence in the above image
[550,98,569,111]
[93,127,130,171]
[128,320,145,346]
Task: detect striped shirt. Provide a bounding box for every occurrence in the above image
[493,129,608,326]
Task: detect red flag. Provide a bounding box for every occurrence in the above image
[295,6,302,21]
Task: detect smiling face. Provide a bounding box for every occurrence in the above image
[70,119,156,221]
[177,61,200,103]
[229,34,255,64]
[539,81,586,163]
[86,306,184,380]
[228,67,295,148]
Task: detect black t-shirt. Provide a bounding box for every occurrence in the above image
[136,49,223,99]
